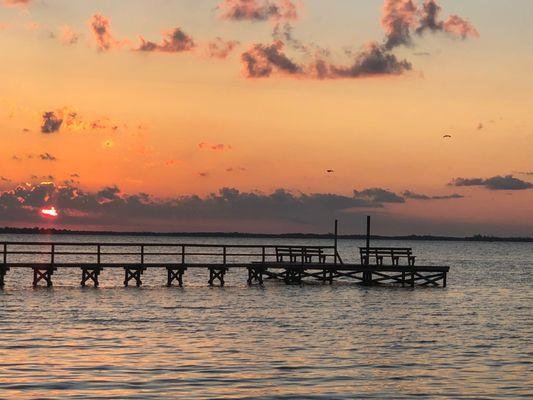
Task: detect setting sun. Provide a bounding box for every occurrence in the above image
[41,207,58,217]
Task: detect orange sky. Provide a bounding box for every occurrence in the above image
[0,0,532,235]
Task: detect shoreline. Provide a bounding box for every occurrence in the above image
[0,227,531,243]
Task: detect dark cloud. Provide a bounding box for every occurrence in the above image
[137,27,195,53]
[0,176,11,182]
[451,175,533,191]
[242,40,303,78]
[0,183,393,228]
[403,190,464,200]
[353,188,405,204]
[416,0,478,39]
[1,183,530,235]
[382,0,418,50]
[218,0,298,22]
[416,0,441,35]
[41,111,63,134]
[39,153,57,161]
[310,42,412,79]
[89,13,118,52]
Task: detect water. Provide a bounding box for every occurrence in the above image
[0,234,531,399]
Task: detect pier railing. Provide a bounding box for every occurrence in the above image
[1,242,341,267]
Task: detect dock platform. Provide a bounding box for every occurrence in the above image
[0,241,449,289]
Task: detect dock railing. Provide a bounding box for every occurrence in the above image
[0,242,339,267]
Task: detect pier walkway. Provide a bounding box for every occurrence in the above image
[0,242,449,289]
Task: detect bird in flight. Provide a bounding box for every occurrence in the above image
[326,169,335,174]
[443,134,452,139]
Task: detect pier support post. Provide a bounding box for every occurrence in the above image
[443,272,447,288]
[247,266,264,285]
[167,267,187,287]
[284,267,303,285]
[33,267,56,287]
[81,267,103,288]
[124,267,146,287]
[0,266,8,289]
[209,267,228,287]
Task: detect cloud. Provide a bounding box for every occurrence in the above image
[89,13,120,52]
[416,0,478,39]
[41,111,63,134]
[241,0,477,80]
[353,188,405,203]
[0,183,385,227]
[451,175,533,191]
[309,42,412,79]
[58,25,80,45]
[0,176,11,182]
[241,40,303,78]
[382,0,418,50]
[443,15,479,39]
[136,27,195,53]
[39,153,57,161]
[403,190,464,200]
[207,37,240,59]
[218,0,299,22]
[198,142,233,151]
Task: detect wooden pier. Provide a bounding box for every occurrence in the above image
[0,241,449,289]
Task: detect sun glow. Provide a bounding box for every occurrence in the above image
[41,207,58,217]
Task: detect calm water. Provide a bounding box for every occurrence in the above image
[0,234,532,399]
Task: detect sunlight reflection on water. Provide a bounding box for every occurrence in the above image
[0,235,531,398]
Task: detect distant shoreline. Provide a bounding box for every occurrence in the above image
[0,227,531,243]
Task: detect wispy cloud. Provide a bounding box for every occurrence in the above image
[450,175,533,191]
[136,27,195,53]
[218,0,299,22]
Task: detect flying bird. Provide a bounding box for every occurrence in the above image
[443,134,452,139]
[326,169,335,174]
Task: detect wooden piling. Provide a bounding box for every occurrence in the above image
[124,267,146,287]
[33,267,56,287]
[81,267,103,288]
[208,267,228,286]
[166,267,187,287]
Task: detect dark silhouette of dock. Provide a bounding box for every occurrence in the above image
[0,219,449,289]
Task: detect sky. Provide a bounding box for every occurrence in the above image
[0,0,532,236]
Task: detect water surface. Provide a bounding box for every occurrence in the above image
[0,235,531,398]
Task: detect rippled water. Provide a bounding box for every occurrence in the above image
[0,234,532,399]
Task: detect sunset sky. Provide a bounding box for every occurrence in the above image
[0,0,532,235]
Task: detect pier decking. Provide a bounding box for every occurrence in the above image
[0,242,449,289]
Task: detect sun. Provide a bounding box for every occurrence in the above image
[41,207,59,217]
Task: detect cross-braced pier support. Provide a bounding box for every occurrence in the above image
[208,267,228,287]
[247,265,265,285]
[124,267,147,287]
[0,266,9,289]
[167,267,187,287]
[33,267,57,287]
[284,267,303,285]
[81,267,103,287]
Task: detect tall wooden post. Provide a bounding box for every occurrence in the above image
[334,219,338,265]
[365,215,371,255]
[363,216,372,285]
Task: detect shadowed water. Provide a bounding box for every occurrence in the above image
[0,235,532,398]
